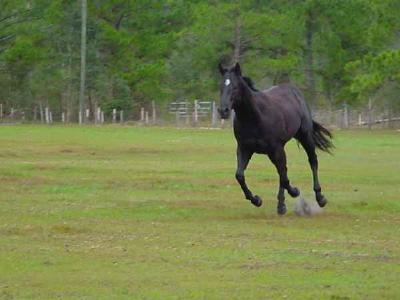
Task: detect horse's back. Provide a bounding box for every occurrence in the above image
[259,84,302,114]
[258,83,313,139]
[262,83,299,101]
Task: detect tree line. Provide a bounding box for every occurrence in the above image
[1,0,399,121]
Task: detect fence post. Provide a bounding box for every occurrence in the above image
[175,110,179,126]
[45,107,49,124]
[343,102,349,129]
[49,111,53,124]
[211,101,217,128]
[93,103,97,124]
[79,110,82,125]
[86,108,90,122]
[101,111,104,124]
[152,101,156,124]
[112,108,116,123]
[0,103,3,120]
[145,111,149,125]
[140,107,145,122]
[96,107,101,124]
[185,101,189,125]
[39,103,44,123]
[62,112,65,123]
[194,100,198,126]
[11,107,14,119]
[120,110,124,124]
[33,106,38,122]
[368,98,372,130]
[358,113,362,126]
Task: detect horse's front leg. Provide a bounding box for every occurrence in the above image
[235,146,262,207]
[269,146,300,215]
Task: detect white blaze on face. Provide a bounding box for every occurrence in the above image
[224,79,231,86]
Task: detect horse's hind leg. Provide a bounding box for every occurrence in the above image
[235,146,262,207]
[298,134,327,207]
[269,146,300,215]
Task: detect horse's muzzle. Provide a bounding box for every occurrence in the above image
[218,107,231,119]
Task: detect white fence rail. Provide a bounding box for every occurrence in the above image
[168,100,219,126]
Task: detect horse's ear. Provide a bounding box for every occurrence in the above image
[234,62,242,76]
[218,62,227,75]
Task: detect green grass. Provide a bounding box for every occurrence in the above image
[0,125,399,300]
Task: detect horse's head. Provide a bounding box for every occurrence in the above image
[218,62,242,119]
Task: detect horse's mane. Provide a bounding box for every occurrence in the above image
[242,76,259,92]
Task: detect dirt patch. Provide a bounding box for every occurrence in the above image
[0,150,19,158]
[125,146,173,155]
[60,148,75,153]
[51,224,87,234]
[0,225,45,236]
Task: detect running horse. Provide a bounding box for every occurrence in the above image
[218,63,333,215]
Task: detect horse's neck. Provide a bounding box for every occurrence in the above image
[234,79,258,120]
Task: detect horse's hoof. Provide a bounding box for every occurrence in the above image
[317,195,327,208]
[288,187,300,198]
[277,203,287,215]
[251,195,263,207]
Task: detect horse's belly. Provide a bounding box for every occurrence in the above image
[241,139,270,154]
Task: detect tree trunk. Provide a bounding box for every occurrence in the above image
[108,76,114,104]
[66,41,73,123]
[305,9,316,109]
[233,18,241,63]
[79,0,87,124]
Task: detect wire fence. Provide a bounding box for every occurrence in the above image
[1,101,400,129]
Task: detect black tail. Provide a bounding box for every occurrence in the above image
[312,121,334,153]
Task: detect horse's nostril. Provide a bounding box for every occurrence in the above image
[224,108,229,113]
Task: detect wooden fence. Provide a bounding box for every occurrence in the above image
[1,101,399,129]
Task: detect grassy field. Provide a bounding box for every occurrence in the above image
[0,125,399,300]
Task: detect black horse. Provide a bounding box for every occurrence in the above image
[218,62,333,215]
